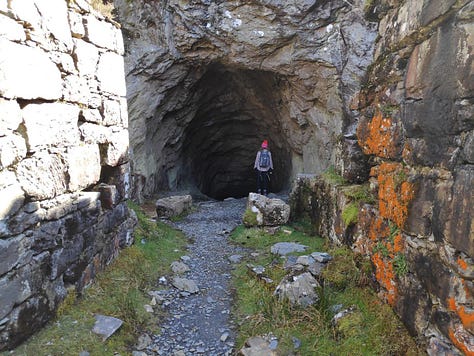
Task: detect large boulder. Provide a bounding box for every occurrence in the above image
[155,195,192,218]
[243,193,290,227]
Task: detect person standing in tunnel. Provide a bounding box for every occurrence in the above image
[254,139,273,196]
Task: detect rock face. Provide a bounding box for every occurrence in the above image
[115,0,377,201]
[290,1,474,353]
[0,1,133,351]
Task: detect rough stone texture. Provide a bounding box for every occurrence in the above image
[155,195,192,219]
[274,272,320,307]
[115,0,378,201]
[245,193,290,227]
[0,1,133,351]
[289,2,474,353]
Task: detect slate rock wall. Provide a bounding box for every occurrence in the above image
[290,1,474,354]
[0,0,134,350]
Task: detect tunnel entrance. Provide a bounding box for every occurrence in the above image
[179,64,292,200]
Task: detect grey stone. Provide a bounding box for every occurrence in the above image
[0,183,25,219]
[101,129,129,166]
[296,255,315,266]
[271,242,308,256]
[274,272,320,307]
[84,15,122,52]
[171,277,199,294]
[310,252,333,263]
[0,99,22,135]
[66,144,101,192]
[171,261,190,274]
[97,51,127,96]
[239,336,277,356]
[92,314,123,341]
[73,38,99,77]
[228,254,243,263]
[136,333,152,350]
[0,39,62,100]
[0,235,32,277]
[156,195,192,218]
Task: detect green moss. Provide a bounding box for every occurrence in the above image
[343,184,376,205]
[342,202,359,227]
[242,208,258,227]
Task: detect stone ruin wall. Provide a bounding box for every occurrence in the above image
[0,0,135,350]
[291,1,474,354]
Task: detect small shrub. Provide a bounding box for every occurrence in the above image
[344,184,376,204]
[342,202,359,227]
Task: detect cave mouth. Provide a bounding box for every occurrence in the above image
[179,64,292,200]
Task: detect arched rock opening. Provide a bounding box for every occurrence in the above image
[180,65,291,199]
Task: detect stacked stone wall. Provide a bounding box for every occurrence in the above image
[0,0,134,350]
[291,1,473,354]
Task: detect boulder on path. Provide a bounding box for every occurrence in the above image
[155,195,192,218]
[274,272,320,307]
[91,314,123,341]
[243,193,290,227]
[171,261,190,274]
[172,276,199,294]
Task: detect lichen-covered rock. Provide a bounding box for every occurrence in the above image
[244,193,290,227]
[274,272,320,307]
[155,195,192,219]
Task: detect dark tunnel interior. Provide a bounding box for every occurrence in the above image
[180,64,293,200]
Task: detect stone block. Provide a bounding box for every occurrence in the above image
[274,272,320,307]
[84,15,121,52]
[79,122,110,144]
[102,99,122,126]
[0,39,62,100]
[73,38,99,77]
[156,195,192,218]
[101,129,129,166]
[50,235,85,280]
[80,108,102,124]
[69,10,85,38]
[0,99,22,135]
[97,184,120,210]
[0,13,26,41]
[0,235,32,277]
[22,102,80,152]
[97,51,127,96]
[16,153,68,200]
[66,144,101,192]
[13,0,72,51]
[62,75,92,105]
[0,133,26,168]
[0,182,24,220]
[0,269,35,320]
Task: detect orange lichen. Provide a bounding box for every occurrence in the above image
[372,252,397,306]
[448,297,474,331]
[458,258,469,270]
[377,162,415,228]
[358,111,398,158]
[393,233,404,254]
[449,327,474,356]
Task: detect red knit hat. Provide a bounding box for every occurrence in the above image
[261,140,268,148]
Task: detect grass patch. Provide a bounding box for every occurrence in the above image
[242,208,258,227]
[230,225,423,355]
[7,201,188,356]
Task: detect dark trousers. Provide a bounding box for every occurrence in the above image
[256,171,269,194]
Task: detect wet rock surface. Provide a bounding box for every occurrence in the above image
[146,198,248,355]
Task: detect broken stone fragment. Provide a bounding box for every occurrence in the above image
[91,314,123,341]
[274,272,320,307]
[244,193,290,227]
[156,195,192,218]
[171,260,191,274]
[171,276,199,294]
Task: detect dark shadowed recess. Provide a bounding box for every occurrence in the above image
[180,64,292,200]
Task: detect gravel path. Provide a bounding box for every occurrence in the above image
[149,197,248,356]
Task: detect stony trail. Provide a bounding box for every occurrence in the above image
[149,197,248,355]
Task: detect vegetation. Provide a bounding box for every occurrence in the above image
[242,208,258,227]
[322,166,346,185]
[230,225,423,355]
[6,201,188,356]
[90,0,115,19]
[342,202,359,227]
